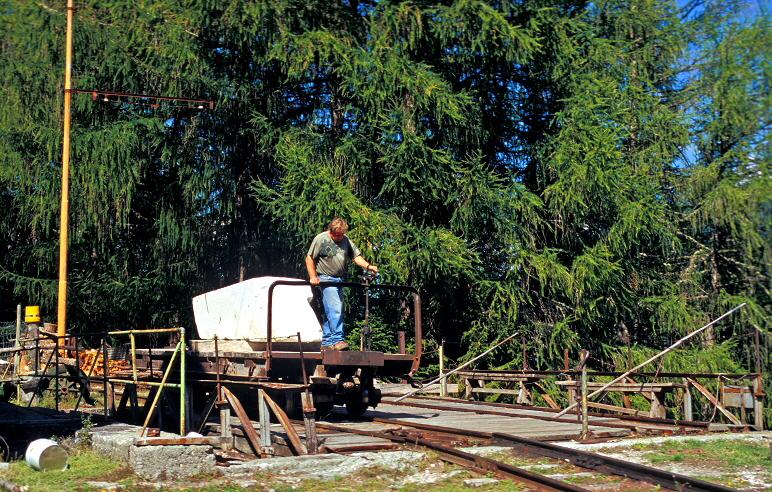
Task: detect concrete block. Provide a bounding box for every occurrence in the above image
[90,423,216,480]
[129,444,216,480]
[90,423,141,462]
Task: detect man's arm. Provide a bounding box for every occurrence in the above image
[353,255,378,274]
[305,255,320,285]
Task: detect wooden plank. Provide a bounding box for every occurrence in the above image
[470,387,522,396]
[458,375,548,382]
[534,383,560,410]
[585,401,650,416]
[322,443,401,453]
[456,371,549,379]
[134,436,228,446]
[556,381,686,390]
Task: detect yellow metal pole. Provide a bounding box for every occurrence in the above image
[57,0,74,340]
[139,343,181,437]
[130,332,138,382]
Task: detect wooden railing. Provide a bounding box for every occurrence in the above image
[450,369,764,430]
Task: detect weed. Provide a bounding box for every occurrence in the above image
[75,413,94,446]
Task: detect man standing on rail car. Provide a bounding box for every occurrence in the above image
[306,218,378,351]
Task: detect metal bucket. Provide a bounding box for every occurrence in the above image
[24,305,40,323]
[25,439,69,471]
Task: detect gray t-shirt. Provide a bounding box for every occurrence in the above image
[307,231,361,277]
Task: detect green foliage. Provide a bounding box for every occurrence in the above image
[0,0,769,414]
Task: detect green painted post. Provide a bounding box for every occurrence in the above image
[179,327,186,436]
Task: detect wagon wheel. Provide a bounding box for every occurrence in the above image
[314,402,334,419]
[345,394,369,417]
[43,364,95,405]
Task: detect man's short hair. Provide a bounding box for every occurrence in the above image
[327,218,349,233]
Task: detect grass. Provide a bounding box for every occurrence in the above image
[599,437,772,489]
[1,445,135,492]
[646,438,772,468]
[1,446,254,492]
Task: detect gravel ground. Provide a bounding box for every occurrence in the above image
[85,432,772,490]
[554,432,772,490]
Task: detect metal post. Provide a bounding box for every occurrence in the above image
[214,335,230,447]
[361,276,372,351]
[297,332,317,454]
[179,328,186,435]
[139,343,181,437]
[522,337,527,370]
[580,349,589,440]
[755,326,762,374]
[683,378,693,421]
[74,338,100,411]
[258,389,270,453]
[754,375,764,430]
[15,305,21,405]
[73,334,79,407]
[214,336,221,403]
[439,340,447,397]
[129,332,137,382]
[57,0,74,340]
[102,340,109,419]
[220,403,232,440]
[55,336,60,410]
[398,331,406,384]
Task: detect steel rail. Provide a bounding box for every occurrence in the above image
[385,398,663,433]
[491,432,737,492]
[313,421,586,492]
[316,418,737,492]
[407,436,588,492]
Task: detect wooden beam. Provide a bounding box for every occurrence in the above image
[585,401,650,416]
[222,386,264,457]
[685,378,741,425]
[134,436,229,446]
[260,389,308,456]
[533,382,560,410]
[470,387,522,396]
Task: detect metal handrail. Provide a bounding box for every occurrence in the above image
[265,279,422,376]
[11,327,187,435]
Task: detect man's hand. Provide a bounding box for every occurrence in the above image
[305,255,320,285]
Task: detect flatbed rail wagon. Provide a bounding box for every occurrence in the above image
[134,277,422,417]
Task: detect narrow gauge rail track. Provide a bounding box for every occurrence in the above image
[385,395,714,435]
[314,417,737,492]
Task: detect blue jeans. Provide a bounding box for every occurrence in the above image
[319,275,344,346]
